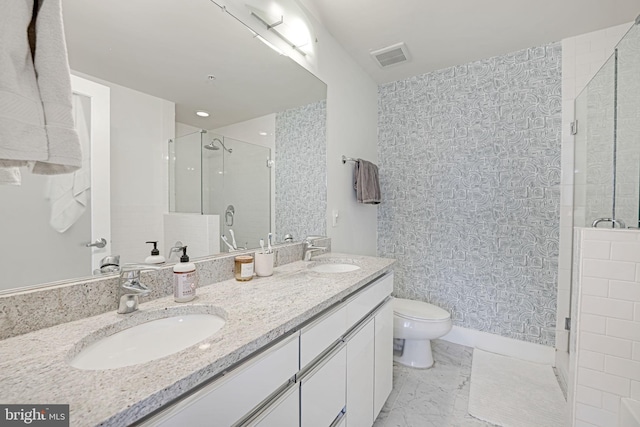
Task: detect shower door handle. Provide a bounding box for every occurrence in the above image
[591,218,626,228]
[225,205,235,226]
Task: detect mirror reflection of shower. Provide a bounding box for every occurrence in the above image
[204,137,233,153]
[168,129,271,254]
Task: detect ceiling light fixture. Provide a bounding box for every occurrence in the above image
[249,8,308,56]
[259,131,268,136]
[196,110,210,117]
[254,34,286,56]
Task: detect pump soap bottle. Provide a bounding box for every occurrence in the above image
[173,246,196,302]
[145,241,166,264]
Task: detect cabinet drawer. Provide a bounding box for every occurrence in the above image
[241,382,299,427]
[300,305,347,368]
[346,273,393,329]
[145,333,299,427]
[300,344,347,427]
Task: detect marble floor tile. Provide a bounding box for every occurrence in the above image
[373,340,497,427]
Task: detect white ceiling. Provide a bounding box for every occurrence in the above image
[305,0,640,84]
[62,0,326,129]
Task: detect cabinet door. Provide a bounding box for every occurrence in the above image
[374,299,394,418]
[243,383,299,427]
[300,344,347,427]
[345,318,375,427]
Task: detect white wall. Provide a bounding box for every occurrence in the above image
[74,72,174,264]
[558,22,632,390]
[570,228,640,427]
[300,7,379,255]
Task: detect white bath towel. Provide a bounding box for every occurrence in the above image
[0,0,81,174]
[46,94,90,233]
[0,167,21,185]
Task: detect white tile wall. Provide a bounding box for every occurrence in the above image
[571,228,640,426]
[163,213,220,259]
[557,21,633,391]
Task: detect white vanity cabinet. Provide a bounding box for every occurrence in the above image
[299,272,393,427]
[140,272,394,427]
[142,333,299,427]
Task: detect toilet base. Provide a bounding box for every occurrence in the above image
[393,338,434,369]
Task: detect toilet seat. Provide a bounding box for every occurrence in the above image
[394,298,450,322]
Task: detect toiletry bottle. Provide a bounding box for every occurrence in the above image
[173,246,196,302]
[145,241,166,264]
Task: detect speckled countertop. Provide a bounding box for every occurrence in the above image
[0,253,395,427]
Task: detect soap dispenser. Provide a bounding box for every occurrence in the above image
[145,241,166,264]
[173,246,196,302]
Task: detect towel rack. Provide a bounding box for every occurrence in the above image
[341,155,357,164]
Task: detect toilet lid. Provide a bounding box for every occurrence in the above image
[393,298,450,321]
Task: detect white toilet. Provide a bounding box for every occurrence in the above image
[393,298,452,368]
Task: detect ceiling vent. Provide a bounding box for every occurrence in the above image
[370,42,410,68]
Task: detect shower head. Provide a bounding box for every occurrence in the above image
[204,138,232,153]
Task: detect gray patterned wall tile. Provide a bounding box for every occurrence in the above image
[378,43,562,346]
[275,101,327,243]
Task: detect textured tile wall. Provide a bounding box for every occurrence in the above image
[378,43,562,346]
[275,100,327,243]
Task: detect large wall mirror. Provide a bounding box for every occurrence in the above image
[0,0,327,292]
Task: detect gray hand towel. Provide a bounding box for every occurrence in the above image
[354,159,381,204]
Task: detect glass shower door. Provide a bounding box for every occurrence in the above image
[169,130,204,214]
[573,56,617,228]
[205,136,271,251]
[615,24,640,229]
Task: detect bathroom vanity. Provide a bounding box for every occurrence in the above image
[0,253,395,427]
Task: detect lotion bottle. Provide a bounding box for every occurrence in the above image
[145,241,166,264]
[173,246,196,302]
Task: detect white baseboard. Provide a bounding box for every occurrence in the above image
[440,325,556,365]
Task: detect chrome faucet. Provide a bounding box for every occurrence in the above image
[167,241,184,262]
[302,238,327,261]
[117,264,161,314]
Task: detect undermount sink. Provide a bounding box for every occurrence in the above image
[308,260,361,274]
[69,307,226,370]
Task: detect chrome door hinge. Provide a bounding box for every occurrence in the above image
[266,159,274,168]
[570,120,578,136]
[565,317,571,331]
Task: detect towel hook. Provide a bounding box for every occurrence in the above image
[342,155,357,164]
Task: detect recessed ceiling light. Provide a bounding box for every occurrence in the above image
[259,131,268,136]
[196,110,210,117]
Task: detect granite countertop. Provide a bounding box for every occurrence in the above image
[0,253,395,427]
